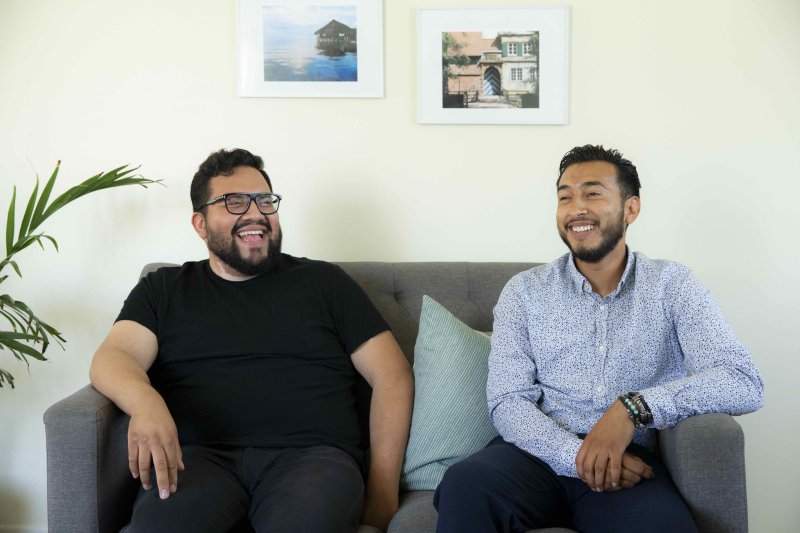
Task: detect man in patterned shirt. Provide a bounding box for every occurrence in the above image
[434,145,764,532]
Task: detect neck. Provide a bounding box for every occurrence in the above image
[574,241,628,298]
[208,254,256,282]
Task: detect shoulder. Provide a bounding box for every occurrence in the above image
[504,254,573,296]
[278,254,345,278]
[630,252,696,293]
[139,261,205,285]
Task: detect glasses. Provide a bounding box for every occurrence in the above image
[196,192,282,215]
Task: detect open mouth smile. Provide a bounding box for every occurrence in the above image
[569,224,596,234]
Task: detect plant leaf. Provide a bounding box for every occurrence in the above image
[6,186,16,257]
[18,177,39,241]
[28,161,60,234]
[0,368,15,388]
[39,166,161,223]
[0,259,22,279]
[1,337,47,361]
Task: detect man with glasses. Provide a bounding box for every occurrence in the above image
[89,148,413,532]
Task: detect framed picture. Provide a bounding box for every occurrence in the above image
[237,0,383,97]
[417,6,570,124]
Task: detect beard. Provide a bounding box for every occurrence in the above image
[559,211,625,263]
[206,219,283,276]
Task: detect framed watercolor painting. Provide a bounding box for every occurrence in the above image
[418,6,570,124]
[238,0,383,97]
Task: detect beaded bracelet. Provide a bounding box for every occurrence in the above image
[619,394,643,426]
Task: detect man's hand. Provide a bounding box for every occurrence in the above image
[128,395,185,500]
[576,399,641,491]
[360,487,399,531]
[601,453,654,491]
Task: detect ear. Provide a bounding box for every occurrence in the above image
[624,196,640,226]
[191,211,208,240]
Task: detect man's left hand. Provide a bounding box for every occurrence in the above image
[360,490,399,531]
[576,399,636,491]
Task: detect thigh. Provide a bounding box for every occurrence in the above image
[434,437,571,533]
[245,446,364,533]
[123,446,250,533]
[563,454,697,533]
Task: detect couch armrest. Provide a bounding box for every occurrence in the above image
[44,384,138,533]
[659,413,747,533]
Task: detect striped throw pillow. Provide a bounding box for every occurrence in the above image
[400,295,499,491]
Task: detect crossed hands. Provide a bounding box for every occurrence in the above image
[128,395,185,500]
[575,400,654,492]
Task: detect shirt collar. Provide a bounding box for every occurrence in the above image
[566,248,637,298]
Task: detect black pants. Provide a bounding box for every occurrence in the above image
[434,437,697,533]
[123,445,364,533]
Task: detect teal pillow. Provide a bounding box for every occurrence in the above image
[400,295,499,491]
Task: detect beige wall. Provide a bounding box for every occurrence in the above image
[1,0,798,530]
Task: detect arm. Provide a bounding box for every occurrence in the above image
[641,272,764,429]
[351,330,414,531]
[487,280,584,478]
[89,319,184,500]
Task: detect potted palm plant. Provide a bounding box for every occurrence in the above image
[0,161,160,387]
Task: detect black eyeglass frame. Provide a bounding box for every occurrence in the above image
[195,192,282,215]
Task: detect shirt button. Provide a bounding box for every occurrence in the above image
[596,385,605,393]
[598,345,606,353]
[600,305,605,311]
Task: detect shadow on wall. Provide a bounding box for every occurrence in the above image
[0,486,31,528]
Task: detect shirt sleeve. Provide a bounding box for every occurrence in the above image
[325,264,390,355]
[487,276,584,478]
[115,274,160,336]
[641,269,764,429]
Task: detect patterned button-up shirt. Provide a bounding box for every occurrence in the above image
[487,250,764,478]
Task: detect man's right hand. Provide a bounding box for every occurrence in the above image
[128,395,185,500]
[602,452,654,491]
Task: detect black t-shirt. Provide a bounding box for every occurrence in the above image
[116,254,389,465]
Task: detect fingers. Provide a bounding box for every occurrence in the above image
[138,446,153,490]
[592,454,608,491]
[621,453,655,480]
[605,453,622,489]
[128,440,140,480]
[128,433,183,498]
[151,447,172,500]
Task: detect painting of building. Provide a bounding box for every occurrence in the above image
[442,31,539,108]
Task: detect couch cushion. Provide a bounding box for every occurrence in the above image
[400,296,499,491]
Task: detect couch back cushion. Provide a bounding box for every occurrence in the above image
[335,262,537,364]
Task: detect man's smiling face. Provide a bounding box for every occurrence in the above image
[556,161,636,264]
[193,165,282,278]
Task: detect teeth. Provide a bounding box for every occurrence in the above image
[572,225,594,233]
[237,230,264,237]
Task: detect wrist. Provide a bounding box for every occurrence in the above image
[618,392,653,427]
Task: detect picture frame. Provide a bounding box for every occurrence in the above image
[237,0,384,98]
[417,6,570,125]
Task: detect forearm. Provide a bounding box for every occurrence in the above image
[490,395,583,477]
[365,365,414,501]
[89,348,163,416]
[641,364,764,429]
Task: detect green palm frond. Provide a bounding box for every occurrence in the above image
[0,160,161,388]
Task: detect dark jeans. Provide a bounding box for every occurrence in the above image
[123,445,363,533]
[434,436,697,533]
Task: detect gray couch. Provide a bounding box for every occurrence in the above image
[44,262,748,533]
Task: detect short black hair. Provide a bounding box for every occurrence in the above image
[191,148,273,212]
[557,145,640,199]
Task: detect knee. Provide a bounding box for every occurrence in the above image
[436,458,494,507]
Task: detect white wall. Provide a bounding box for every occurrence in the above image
[0,0,797,530]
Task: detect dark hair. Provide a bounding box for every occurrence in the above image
[191,148,273,211]
[557,144,640,199]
